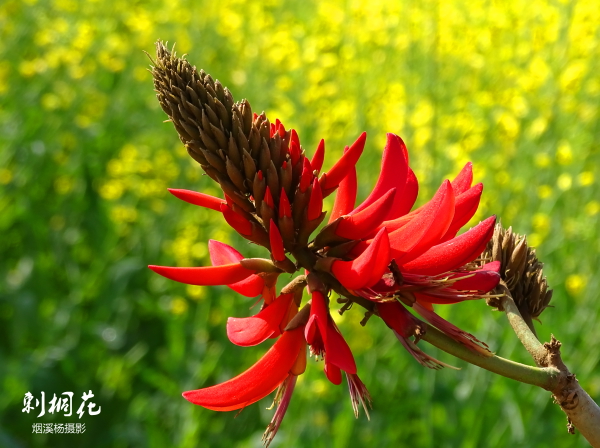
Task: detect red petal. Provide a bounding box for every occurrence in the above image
[148,263,255,286]
[208,240,264,297]
[183,327,304,411]
[451,162,473,195]
[306,291,329,345]
[335,188,396,239]
[220,203,252,236]
[299,157,314,193]
[482,261,501,273]
[168,189,225,211]
[439,183,483,242]
[396,168,419,217]
[279,188,292,218]
[325,320,357,374]
[377,301,419,338]
[322,132,366,191]
[389,180,455,264]
[290,129,301,166]
[332,227,390,290]
[269,220,286,262]
[451,270,500,292]
[208,239,243,264]
[350,134,409,221]
[311,139,325,173]
[401,216,496,275]
[324,360,342,385]
[264,187,274,208]
[373,169,419,234]
[226,293,294,346]
[307,177,323,221]
[329,162,357,223]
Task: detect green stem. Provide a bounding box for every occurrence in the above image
[496,281,547,366]
[420,324,560,389]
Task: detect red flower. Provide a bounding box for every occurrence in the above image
[183,327,305,411]
[150,49,500,446]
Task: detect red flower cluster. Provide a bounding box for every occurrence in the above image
[150,120,499,444]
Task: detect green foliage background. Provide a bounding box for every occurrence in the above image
[1,0,599,446]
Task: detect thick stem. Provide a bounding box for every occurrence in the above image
[497,281,600,446]
[420,324,559,389]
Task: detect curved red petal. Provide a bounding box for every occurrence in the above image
[269,220,286,262]
[395,168,419,217]
[290,129,301,166]
[311,139,325,173]
[368,229,391,287]
[220,203,252,236]
[389,180,455,264]
[440,183,483,242]
[325,320,357,374]
[329,165,357,223]
[451,270,500,292]
[451,162,473,195]
[183,327,304,411]
[324,360,342,385]
[208,240,243,264]
[307,177,323,221]
[335,188,396,239]
[279,188,292,218]
[332,227,390,290]
[264,187,274,208]
[168,189,225,211]
[148,263,255,286]
[226,293,294,346]
[322,132,366,191]
[401,216,496,275]
[208,240,264,297]
[228,278,265,298]
[299,158,313,193]
[377,301,418,338]
[308,291,329,343]
[350,134,409,220]
[482,261,501,273]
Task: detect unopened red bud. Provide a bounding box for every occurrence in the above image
[299,157,314,193]
[269,220,286,262]
[307,178,323,222]
[279,189,292,218]
[310,139,325,173]
[280,158,293,197]
[262,186,274,210]
[335,188,396,240]
[321,132,366,195]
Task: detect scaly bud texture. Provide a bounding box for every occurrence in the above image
[148,42,500,447]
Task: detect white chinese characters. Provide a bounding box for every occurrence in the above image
[23,391,101,418]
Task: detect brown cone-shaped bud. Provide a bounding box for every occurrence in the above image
[482,222,553,319]
[151,42,318,270]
